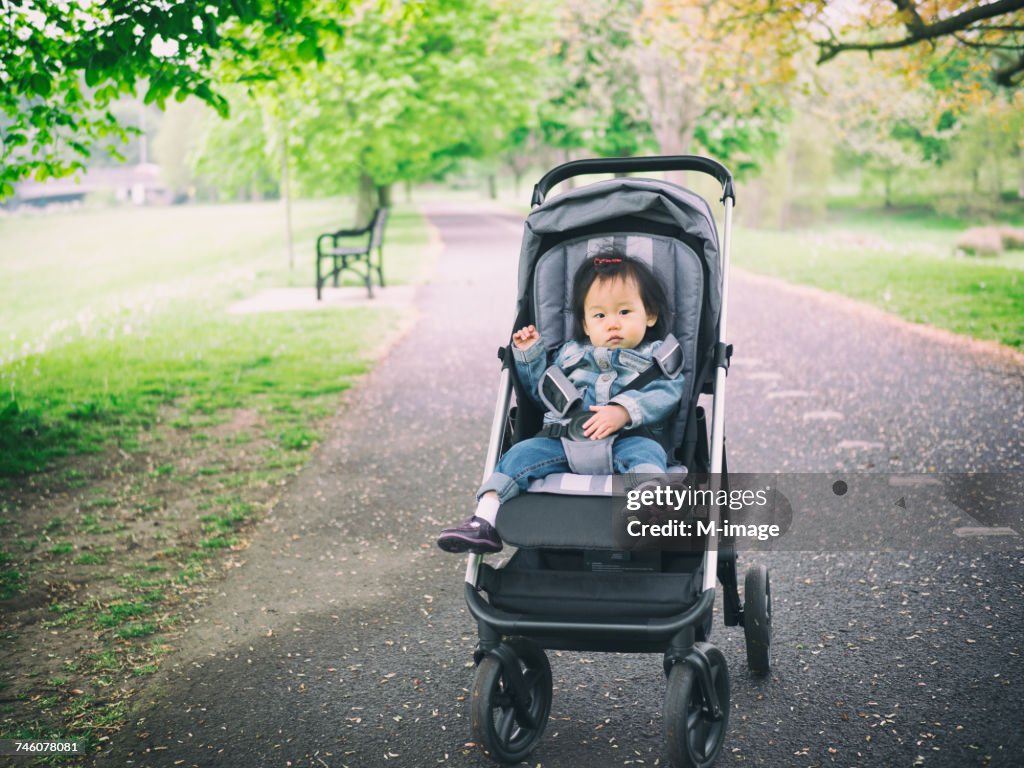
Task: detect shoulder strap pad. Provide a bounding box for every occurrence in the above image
[539,365,582,417]
[653,334,683,379]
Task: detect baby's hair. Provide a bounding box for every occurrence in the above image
[570,247,669,342]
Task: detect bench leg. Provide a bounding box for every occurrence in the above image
[316,257,323,301]
[376,246,385,288]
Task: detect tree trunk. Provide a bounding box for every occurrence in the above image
[562,148,576,190]
[377,184,392,208]
[883,169,894,209]
[993,152,1003,201]
[487,174,497,200]
[281,127,295,271]
[356,172,376,225]
[633,25,701,187]
[656,127,693,187]
[781,140,796,228]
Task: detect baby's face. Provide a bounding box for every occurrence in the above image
[582,276,657,349]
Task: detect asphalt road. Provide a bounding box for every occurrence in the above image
[99,200,1024,768]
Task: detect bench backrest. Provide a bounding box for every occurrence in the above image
[370,207,389,247]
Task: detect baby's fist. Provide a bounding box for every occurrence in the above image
[512,325,540,350]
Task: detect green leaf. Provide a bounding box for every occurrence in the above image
[230,0,256,23]
[297,38,319,62]
[194,83,214,103]
[30,73,52,97]
[113,24,134,54]
[210,94,230,118]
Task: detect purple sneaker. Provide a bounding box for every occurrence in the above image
[437,516,503,554]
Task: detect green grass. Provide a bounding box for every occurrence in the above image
[0,198,428,352]
[95,600,155,628]
[0,199,429,364]
[0,200,428,476]
[0,309,393,475]
[0,549,25,599]
[115,622,158,640]
[732,212,1024,349]
[73,553,106,565]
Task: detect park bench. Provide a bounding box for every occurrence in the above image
[316,207,388,299]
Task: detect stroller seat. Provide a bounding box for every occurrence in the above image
[495,184,718,551]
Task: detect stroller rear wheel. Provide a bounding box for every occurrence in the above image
[471,638,552,764]
[664,642,730,768]
[743,564,772,675]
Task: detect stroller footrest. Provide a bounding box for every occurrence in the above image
[496,493,622,549]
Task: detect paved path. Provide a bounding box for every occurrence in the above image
[100,201,1023,768]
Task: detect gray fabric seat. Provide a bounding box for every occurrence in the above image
[516,232,702,500]
[497,179,720,549]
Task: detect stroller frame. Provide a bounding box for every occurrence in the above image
[460,156,769,767]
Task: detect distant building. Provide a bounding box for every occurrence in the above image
[10,163,172,208]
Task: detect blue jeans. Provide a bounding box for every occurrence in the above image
[478,435,667,503]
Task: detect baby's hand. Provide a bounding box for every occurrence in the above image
[583,404,631,440]
[512,325,540,350]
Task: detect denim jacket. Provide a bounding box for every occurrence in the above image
[512,337,686,430]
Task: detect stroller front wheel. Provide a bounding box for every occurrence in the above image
[471,638,552,764]
[664,642,730,768]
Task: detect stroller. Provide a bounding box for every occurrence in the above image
[461,156,771,768]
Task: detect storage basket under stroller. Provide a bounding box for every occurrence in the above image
[458,156,772,768]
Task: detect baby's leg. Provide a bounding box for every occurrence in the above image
[612,436,669,489]
[477,437,572,504]
[437,438,569,554]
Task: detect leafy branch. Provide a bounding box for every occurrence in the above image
[816,0,1024,86]
[0,0,345,197]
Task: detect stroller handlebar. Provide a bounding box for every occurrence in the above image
[531,155,735,207]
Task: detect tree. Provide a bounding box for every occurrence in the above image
[814,0,1024,88]
[191,90,279,201]
[282,0,551,221]
[526,0,792,184]
[0,0,343,196]
[825,63,952,207]
[628,0,799,178]
[942,91,1024,203]
[548,0,657,160]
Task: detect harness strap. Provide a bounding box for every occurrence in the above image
[534,333,683,450]
[537,333,683,415]
[537,419,655,442]
[615,333,683,397]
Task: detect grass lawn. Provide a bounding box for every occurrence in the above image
[1,199,430,364]
[731,210,1024,350]
[0,199,431,474]
[0,198,431,756]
